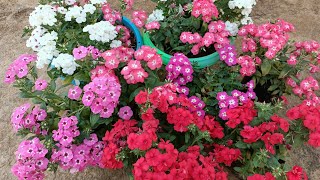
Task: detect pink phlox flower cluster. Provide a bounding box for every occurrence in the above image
[287,41,320,72]
[4,54,37,84]
[189,96,206,118]
[217,80,256,120]
[11,138,49,180]
[192,0,219,23]
[102,3,122,24]
[166,53,193,95]
[132,11,160,30]
[90,65,117,80]
[82,75,121,118]
[68,86,83,100]
[102,46,135,69]
[51,134,105,173]
[132,10,148,28]
[180,20,230,55]
[287,76,320,103]
[73,46,101,60]
[116,25,132,47]
[218,44,238,66]
[118,106,133,120]
[134,46,162,70]
[121,60,148,84]
[11,103,47,134]
[123,0,134,10]
[236,55,262,77]
[238,19,295,59]
[52,116,80,147]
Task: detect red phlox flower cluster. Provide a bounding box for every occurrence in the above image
[133,141,228,180]
[200,115,224,139]
[192,0,219,23]
[212,144,241,167]
[286,165,308,180]
[101,119,138,169]
[102,46,134,69]
[11,103,47,134]
[247,172,276,180]
[238,19,295,59]
[134,46,162,70]
[225,100,257,128]
[286,101,320,147]
[102,3,121,24]
[4,54,37,84]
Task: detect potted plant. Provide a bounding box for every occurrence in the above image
[134,0,257,68]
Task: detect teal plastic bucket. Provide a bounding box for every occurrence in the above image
[143,32,234,69]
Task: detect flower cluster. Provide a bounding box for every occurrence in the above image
[102,119,138,169]
[132,10,148,28]
[133,142,228,180]
[218,44,238,66]
[166,53,193,95]
[228,0,256,24]
[286,101,320,147]
[51,53,79,75]
[11,103,47,134]
[236,55,262,76]
[4,54,37,84]
[51,134,105,173]
[238,19,295,59]
[180,20,230,55]
[212,144,241,166]
[102,46,134,69]
[83,21,118,43]
[101,3,121,24]
[192,0,219,23]
[287,76,319,101]
[134,46,163,70]
[121,60,149,84]
[65,4,96,23]
[52,116,80,146]
[12,138,49,180]
[29,5,57,27]
[189,96,206,118]
[132,10,160,30]
[73,45,101,60]
[82,75,121,118]
[217,80,256,120]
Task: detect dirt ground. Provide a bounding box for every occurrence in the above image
[0,0,320,179]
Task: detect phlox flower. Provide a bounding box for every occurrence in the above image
[68,86,83,100]
[35,79,48,91]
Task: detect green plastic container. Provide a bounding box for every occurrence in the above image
[143,32,234,69]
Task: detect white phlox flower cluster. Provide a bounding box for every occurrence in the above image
[228,0,256,25]
[147,9,165,23]
[65,6,86,23]
[51,54,79,75]
[225,21,239,36]
[26,27,60,69]
[29,5,57,27]
[90,0,107,5]
[83,21,118,43]
[110,40,122,48]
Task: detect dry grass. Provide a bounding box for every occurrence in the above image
[0,0,319,179]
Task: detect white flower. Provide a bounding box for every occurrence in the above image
[83,21,117,43]
[241,8,252,16]
[90,0,107,5]
[36,47,59,69]
[29,5,57,27]
[110,40,122,48]
[65,6,87,23]
[51,54,79,75]
[225,21,239,36]
[83,4,96,14]
[241,16,253,25]
[147,9,165,23]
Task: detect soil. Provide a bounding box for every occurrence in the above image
[1,0,320,180]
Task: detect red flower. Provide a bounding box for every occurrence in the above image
[271,114,290,132]
[240,125,262,143]
[308,132,320,147]
[247,172,275,180]
[286,165,308,180]
[135,90,148,104]
[286,106,301,120]
[303,114,320,131]
[202,115,224,139]
[213,145,241,166]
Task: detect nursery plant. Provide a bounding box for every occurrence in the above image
[4,0,320,180]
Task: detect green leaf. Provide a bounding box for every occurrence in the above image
[185,132,190,143]
[278,66,292,78]
[90,113,100,127]
[50,79,56,91]
[235,140,248,149]
[63,76,74,85]
[261,60,272,76]
[267,85,278,91]
[19,91,35,98]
